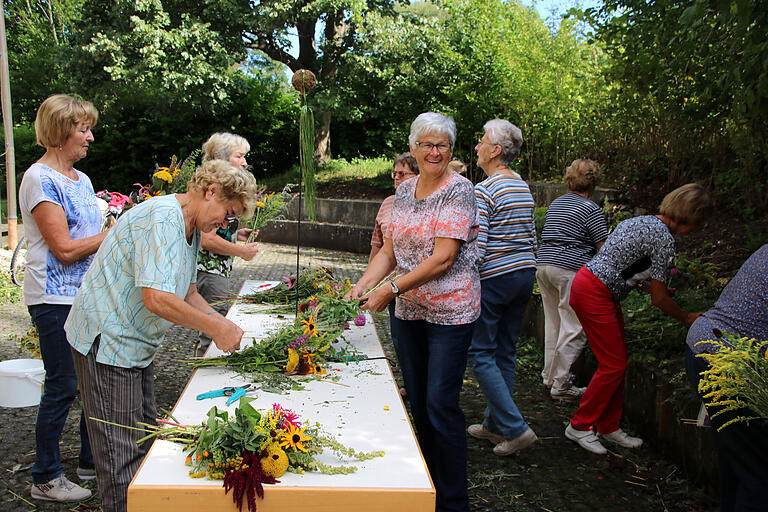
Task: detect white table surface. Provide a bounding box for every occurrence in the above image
[128,280,434,511]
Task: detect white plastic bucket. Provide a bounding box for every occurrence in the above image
[0,359,45,408]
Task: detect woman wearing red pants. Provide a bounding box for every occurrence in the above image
[564,183,709,455]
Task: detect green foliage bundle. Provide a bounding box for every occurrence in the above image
[623,256,724,364]
[106,399,383,512]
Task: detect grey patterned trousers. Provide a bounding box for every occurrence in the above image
[71,337,157,512]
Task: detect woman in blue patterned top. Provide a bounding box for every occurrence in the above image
[565,183,710,455]
[19,94,109,503]
[466,119,539,457]
[685,244,768,511]
[65,160,258,512]
[538,159,608,401]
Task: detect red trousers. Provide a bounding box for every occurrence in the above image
[568,267,626,434]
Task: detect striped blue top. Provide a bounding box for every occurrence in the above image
[475,174,537,279]
[537,192,608,272]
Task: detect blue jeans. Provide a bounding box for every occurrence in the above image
[393,317,473,512]
[29,304,93,484]
[468,269,535,440]
[686,347,768,512]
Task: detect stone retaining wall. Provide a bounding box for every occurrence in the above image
[257,183,618,253]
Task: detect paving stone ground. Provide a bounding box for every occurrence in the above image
[0,242,717,511]
[0,243,378,512]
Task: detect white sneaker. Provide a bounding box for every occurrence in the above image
[550,386,587,401]
[76,466,97,481]
[30,475,92,502]
[599,428,643,449]
[493,428,538,456]
[467,424,505,445]
[565,424,607,455]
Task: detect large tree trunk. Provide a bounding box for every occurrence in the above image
[313,10,347,163]
[315,110,331,163]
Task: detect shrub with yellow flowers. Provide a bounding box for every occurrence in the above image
[123,398,383,512]
[696,333,768,430]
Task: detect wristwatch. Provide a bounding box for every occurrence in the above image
[389,281,401,296]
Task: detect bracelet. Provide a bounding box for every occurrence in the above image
[207,310,216,316]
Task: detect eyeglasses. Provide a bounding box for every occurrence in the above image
[414,141,452,153]
[224,214,238,223]
[477,139,499,147]
[391,171,416,179]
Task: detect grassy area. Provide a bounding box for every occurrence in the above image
[258,157,394,198]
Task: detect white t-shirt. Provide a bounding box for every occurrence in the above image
[18,163,102,305]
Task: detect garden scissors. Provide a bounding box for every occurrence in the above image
[196,384,251,406]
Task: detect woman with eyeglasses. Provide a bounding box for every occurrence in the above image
[347,112,479,512]
[194,133,260,356]
[466,119,539,456]
[64,160,259,512]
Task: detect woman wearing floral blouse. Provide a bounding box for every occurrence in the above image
[347,112,479,512]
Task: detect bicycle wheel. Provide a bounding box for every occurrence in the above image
[10,236,27,286]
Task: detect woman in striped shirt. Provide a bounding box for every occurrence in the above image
[537,160,608,401]
[467,119,539,456]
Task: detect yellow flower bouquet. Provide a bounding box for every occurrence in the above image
[246,183,294,242]
[95,399,383,512]
[696,333,768,430]
[134,151,200,202]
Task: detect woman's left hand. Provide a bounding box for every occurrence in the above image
[359,286,394,313]
[237,228,256,241]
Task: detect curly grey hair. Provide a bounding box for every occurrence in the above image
[187,159,259,218]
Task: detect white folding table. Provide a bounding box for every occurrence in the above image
[127,280,435,511]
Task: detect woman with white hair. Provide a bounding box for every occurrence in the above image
[347,112,479,512]
[194,132,260,356]
[466,119,539,456]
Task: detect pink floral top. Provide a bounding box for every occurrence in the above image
[386,171,481,325]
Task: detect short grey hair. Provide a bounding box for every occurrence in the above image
[408,112,456,148]
[483,119,523,165]
[202,132,250,162]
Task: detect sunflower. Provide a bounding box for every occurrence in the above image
[280,424,312,453]
[285,349,299,374]
[301,315,318,338]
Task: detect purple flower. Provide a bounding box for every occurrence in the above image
[343,322,350,330]
[353,314,366,327]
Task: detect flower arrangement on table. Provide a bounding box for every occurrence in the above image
[190,294,365,380]
[245,183,294,242]
[696,333,768,430]
[133,151,200,203]
[106,398,384,512]
[237,266,353,305]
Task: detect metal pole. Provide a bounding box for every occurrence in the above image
[0,0,18,250]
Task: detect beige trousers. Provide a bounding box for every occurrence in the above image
[537,264,588,391]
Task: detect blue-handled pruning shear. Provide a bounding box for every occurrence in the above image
[196,384,251,406]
